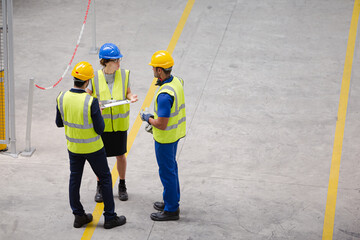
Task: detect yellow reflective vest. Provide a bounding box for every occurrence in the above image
[57,91,104,154]
[90,69,130,132]
[153,76,186,144]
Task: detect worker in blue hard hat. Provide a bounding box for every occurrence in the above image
[86,43,138,202]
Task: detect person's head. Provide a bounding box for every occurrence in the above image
[99,43,122,73]
[149,50,174,80]
[71,61,95,89]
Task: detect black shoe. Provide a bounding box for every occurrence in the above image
[153,201,165,211]
[104,215,126,229]
[118,184,128,201]
[73,213,93,228]
[150,209,180,221]
[94,183,103,203]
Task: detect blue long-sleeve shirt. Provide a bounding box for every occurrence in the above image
[55,88,105,135]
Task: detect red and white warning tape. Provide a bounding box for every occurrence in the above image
[35,0,92,90]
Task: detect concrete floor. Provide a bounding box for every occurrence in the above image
[0,0,359,239]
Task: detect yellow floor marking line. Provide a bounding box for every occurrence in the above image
[81,0,195,239]
[322,0,360,239]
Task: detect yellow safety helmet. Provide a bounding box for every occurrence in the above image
[71,61,95,81]
[149,50,174,69]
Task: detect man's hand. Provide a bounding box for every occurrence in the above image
[140,109,154,124]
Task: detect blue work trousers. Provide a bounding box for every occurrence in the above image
[68,147,116,221]
[155,140,180,212]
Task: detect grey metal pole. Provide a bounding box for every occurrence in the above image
[2,0,9,147]
[7,0,18,157]
[21,78,36,157]
[89,0,98,54]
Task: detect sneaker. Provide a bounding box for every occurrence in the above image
[73,213,93,228]
[153,201,165,211]
[118,183,128,201]
[94,183,103,203]
[104,215,126,229]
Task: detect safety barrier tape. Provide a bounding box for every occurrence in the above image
[35,0,92,90]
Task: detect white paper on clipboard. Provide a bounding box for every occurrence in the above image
[101,100,131,109]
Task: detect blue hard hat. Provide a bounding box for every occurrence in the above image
[99,43,123,59]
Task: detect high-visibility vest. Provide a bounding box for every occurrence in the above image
[57,91,104,154]
[153,76,186,144]
[90,69,130,132]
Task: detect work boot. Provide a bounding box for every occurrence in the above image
[73,213,93,228]
[153,201,165,211]
[104,215,126,229]
[118,183,128,201]
[150,209,180,221]
[94,182,103,203]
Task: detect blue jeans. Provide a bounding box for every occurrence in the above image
[68,147,116,221]
[155,140,180,212]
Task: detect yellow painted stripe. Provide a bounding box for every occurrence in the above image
[81,0,195,239]
[322,0,360,239]
[167,0,195,55]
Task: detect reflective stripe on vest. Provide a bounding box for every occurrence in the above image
[163,116,186,131]
[102,111,130,120]
[153,76,186,143]
[57,91,104,154]
[91,69,130,131]
[66,135,101,143]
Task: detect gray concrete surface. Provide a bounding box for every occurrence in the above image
[0,0,359,239]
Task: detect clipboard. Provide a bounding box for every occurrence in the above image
[101,100,131,109]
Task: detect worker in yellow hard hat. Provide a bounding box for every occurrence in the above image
[140,50,186,221]
[86,43,138,203]
[55,61,126,229]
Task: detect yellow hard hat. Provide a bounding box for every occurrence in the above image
[71,61,95,81]
[149,50,174,69]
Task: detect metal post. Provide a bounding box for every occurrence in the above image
[6,0,18,157]
[89,0,98,54]
[2,0,9,149]
[21,78,36,157]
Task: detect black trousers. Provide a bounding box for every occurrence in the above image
[68,147,116,221]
